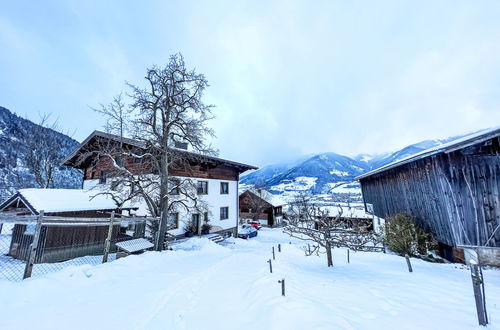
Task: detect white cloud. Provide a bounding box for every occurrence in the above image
[1,0,500,166]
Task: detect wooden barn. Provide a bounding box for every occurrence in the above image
[357,127,500,265]
[239,190,284,227]
[0,188,137,263]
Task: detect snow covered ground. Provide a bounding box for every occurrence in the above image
[0,228,499,330]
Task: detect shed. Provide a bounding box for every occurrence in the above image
[0,188,138,217]
[357,127,500,264]
[8,219,122,263]
[239,190,285,227]
[0,189,138,263]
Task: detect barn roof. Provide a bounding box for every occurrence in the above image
[62,130,258,172]
[356,126,500,180]
[320,205,373,219]
[0,189,137,215]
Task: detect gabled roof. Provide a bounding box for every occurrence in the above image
[0,189,137,215]
[239,190,285,208]
[62,130,258,172]
[356,126,500,180]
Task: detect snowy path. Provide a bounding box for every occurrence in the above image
[0,228,499,330]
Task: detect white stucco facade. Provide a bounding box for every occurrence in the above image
[167,177,238,236]
[83,176,239,236]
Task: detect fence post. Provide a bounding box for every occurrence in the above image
[347,249,350,264]
[102,211,115,263]
[23,210,44,279]
[272,246,275,260]
[278,278,285,296]
[154,212,163,251]
[405,254,413,273]
[278,243,281,252]
[267,259,273,273]
[470,260,488,326]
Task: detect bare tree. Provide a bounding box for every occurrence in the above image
[82,53,216,250]
[21,114,71,188]
[284,195,381,267]
[92,93,132,138]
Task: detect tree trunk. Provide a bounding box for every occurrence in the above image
[156,140,170,251]
[326,242,333,267]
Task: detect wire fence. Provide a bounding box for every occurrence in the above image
[0,213,160,281]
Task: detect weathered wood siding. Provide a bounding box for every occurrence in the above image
[84,155,239,181]
[9,223,121,263]
[360,139,500,247]
[239,191,275,225]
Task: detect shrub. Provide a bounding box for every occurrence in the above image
[385,213,434,257]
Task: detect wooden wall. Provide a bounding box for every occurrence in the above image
[360,138,500,248]
[239,192,275,225]
[9,223,121,263]
[84,155,239,181]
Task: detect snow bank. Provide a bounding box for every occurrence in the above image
[0,229,498,330]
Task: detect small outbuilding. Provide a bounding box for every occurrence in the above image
[357,127,500,265]
[0,188,137,217]
[239,190,285,227]
[0,189,138,263]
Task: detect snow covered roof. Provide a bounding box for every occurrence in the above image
[0,188,137,214]
[239,190,288,207]
[320,205,372,219]
[356,126,500,180]
[115,238,154,253]
[263,194,288,207]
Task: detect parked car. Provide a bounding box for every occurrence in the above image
[238,225,258,239]
[247,220,262,230]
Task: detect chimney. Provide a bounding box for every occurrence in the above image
[174,141,188,150]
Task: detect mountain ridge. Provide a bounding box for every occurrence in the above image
[240,134,466,198]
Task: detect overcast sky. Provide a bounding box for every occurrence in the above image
[1,1,499,167]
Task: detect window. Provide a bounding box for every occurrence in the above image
[99,170,108,184]
[197,181,208,194]
[114,156,122,167]
[220,182,229,194]
[169,179,180,195]
[220,207,229,220]
[167,213,179,229]
[134,151,143,164]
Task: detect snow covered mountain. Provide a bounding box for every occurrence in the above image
[240,136,464,199]
[0,106,82,202]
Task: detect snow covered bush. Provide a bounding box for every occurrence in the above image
[385,213,434,257]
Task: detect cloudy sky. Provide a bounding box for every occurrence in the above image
[1,1,499,166]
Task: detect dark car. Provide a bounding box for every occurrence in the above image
[238,225,258,239]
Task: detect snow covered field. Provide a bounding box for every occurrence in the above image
[0,228,499,330]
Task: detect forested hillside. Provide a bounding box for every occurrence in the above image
[0,107,82,202]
